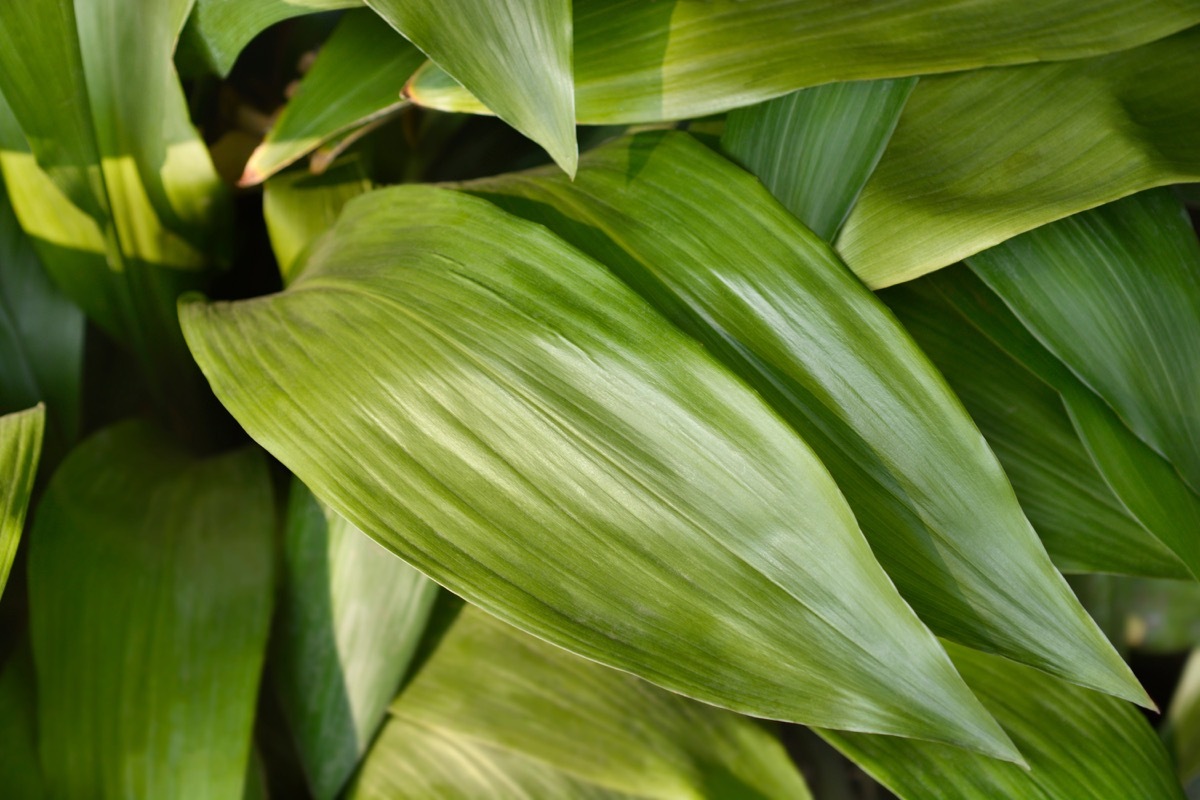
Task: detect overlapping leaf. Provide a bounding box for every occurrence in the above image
[274,480,439,800]
[822,642,1185,799]
[28,422,274,799]
[406,0,1200,124]
[181,179,1016,755]
[839,28,1200,287]
[722,79,916,241]
[242,11,423,185]
[464,131,1141,704]
[0,405,43,600]
[353,604,810,799]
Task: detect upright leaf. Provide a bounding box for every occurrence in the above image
[29,423,274,799]
[406,0,1200,124]
[373,604,811,799]
[0,405,42,600]
[722,78,916,241]
[839,29,1200,287]
[242,10,424,185]
[274,479,439,800]
[823,642,1185,800]
[368,0,576,174]
[182,184,1016,757]
[466,132,1142,705]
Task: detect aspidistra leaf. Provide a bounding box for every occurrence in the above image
[465,131,1143,706]
[369,0,576,174]
[274,479,439,800]
[29,422,274,799]
[242,10,423,185]
[181,182,1016,758]
[406,0,1200,124]
[839,29,1200,287]
[0,405,43,599]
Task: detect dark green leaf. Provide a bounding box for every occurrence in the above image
[0,643,44,799]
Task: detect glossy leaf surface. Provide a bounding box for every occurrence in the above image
[0,405,42,600]
[824,642,1185,800]
[182,181,1015,756]
[242,11,423,185]
[466,131,1141,705]
[840,29,1200,287]
[274,480,439,800]
[29,423,274,799]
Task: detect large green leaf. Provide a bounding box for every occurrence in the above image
[242,10,423,185]
[839,28,1200,287]
[0,405,43,600]
[465,131,1141,705]
[0,175,81,456]
[368,0,575,174]
[823,641,1185,799]
[372,603,811,799]
[967,189,1200,497]
[28,422,274,799]
[884,279,1187,579]
[181,181,1017,757]
[274,479,439,800]
[722,78,916,241]
[406,0,1200,124]
[184,0,360,76]
[0,0,227,410]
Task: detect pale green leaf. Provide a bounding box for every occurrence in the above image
[185,0,361,76]
[368,0,576,174]
[407,0,1200,124]
[264,156,373,283]
[242,10,423,185]
[884,279,1187,579]
[386,604,812,799]
[274,479,439,800]
[464,131,1143,706]
[722,78,916,241]
[822,641,1185,800]
[839,28,1200,287]
[0,405,43,600]
[29,422,275,799]
[181,182,1016,757]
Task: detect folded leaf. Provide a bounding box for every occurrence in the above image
[368,0,576,174]
[0,405,43,600]
[182,183,1015,757]
[368,603,814,799]
[884,279,1187,579]
[822,641,1185,800]
[465,131,1142,706]
[839,28,1200,287]
[407,0,1200,124]
[274,479,439,800]
[722,78,916,241]
[242,10,423,185]
[28,422,274,799]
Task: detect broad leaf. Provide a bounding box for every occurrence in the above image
[242,10,423,185]
[839,28,1200,287]
[967,189,1200,497]
[885,279,1187,579]
[823,641,1185,800]
[264,157,372,282]
[465,131,1142,705]
[0,181,83,455]
[185,0,360,76]
[376,603,812,799]
[406,0,1200,124]
[368,0,576,174]
[181,182,1016,757]
[274,479,439,800]
[29,422,274,799]
[0,405,43,600]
